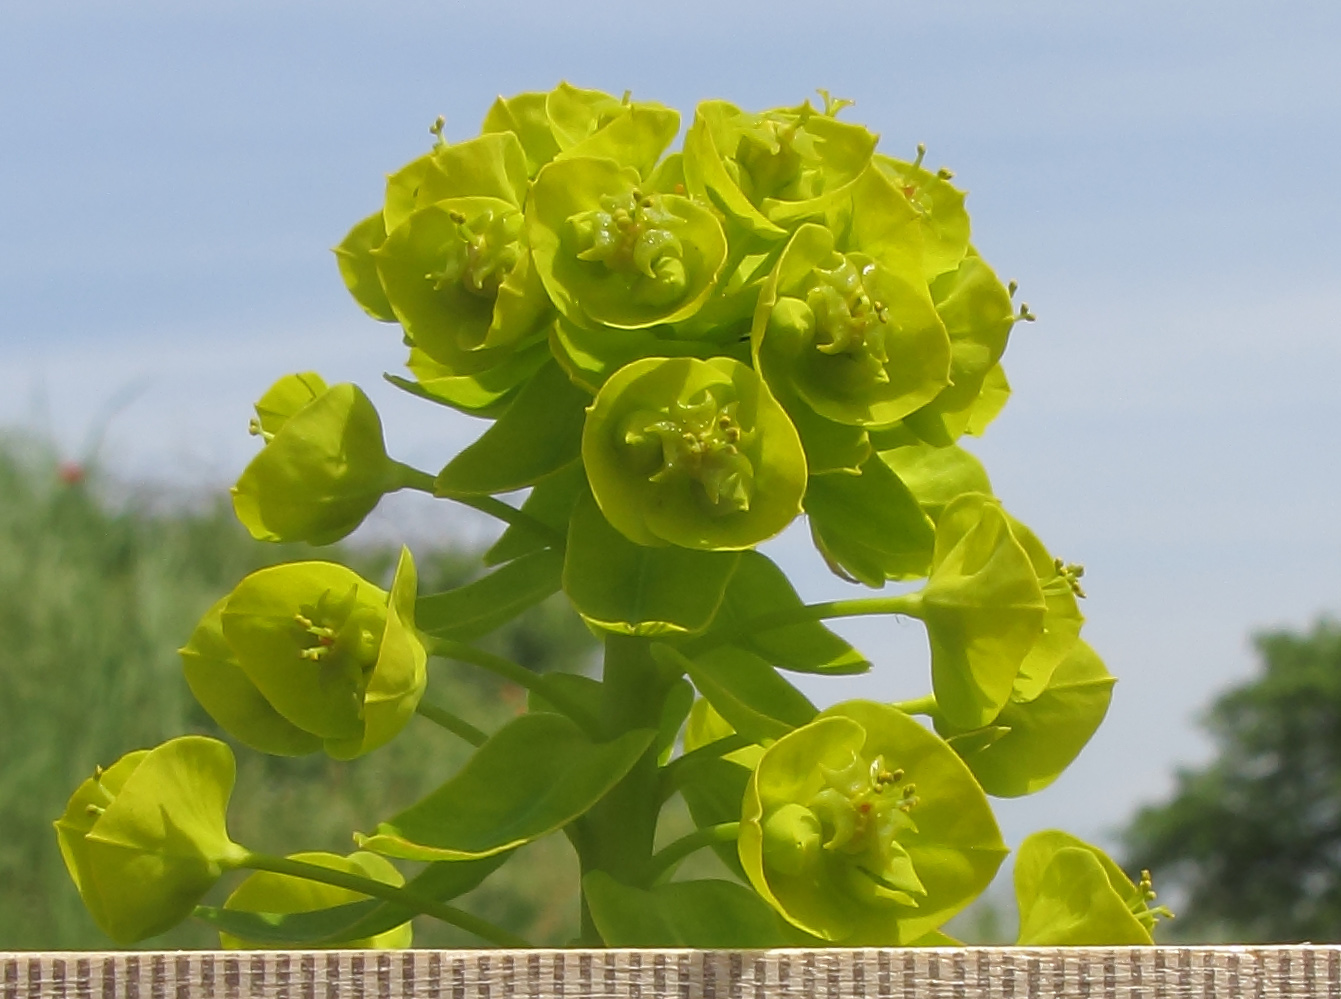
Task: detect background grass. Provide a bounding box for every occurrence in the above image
[0,433,599,949]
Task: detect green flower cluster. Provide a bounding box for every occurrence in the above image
[53,84,1165,952]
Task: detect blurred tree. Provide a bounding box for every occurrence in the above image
[1122,619,1341,943]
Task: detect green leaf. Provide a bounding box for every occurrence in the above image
[483,461,586,566]
[416,131,530,207]
[1005,513,1086,701]
[804,455,936,586]
[334,212,396,322]
[877,442,993,522]
[194,853,507,946]
[416,548,564,642]
[703,550,869,675]
[669,645,816,744]
[939,640,1114,797]
[548,314,737,395]
[389,341,550,418]
[1014,831,1153,945]
[584,873,812,947]
[656,678,696,764]
[436,361,588,496]
[215,851,413,950]
[526,672,605,721]
[356,713,655,861]
[563,492,740,636]
[674,753,754,881]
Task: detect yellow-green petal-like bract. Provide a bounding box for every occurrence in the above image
[213,548,426,759]
[232,377,402,546]
[53,737,246,944]
[583,356,806,550]
[740,702,1006,944]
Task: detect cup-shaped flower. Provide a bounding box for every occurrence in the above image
[374,196,551,372]
[528,156,727,330]
[683,98,877,234]
[483,82,678,180]
[53,736,247,943]
[911,494,1047,730]
[1014,830,1172,945]
[219,850,412,949]
[188,549,426,760]
[872,151,970,281]
[754,223,951,428]
[740,701,1006,944]
[583,356,806,550]
[232,374,407,546]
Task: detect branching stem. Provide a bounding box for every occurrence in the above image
[415,699,488,746]
[649,822,741,883]
[237,852,531,948]
[427,637,601,735]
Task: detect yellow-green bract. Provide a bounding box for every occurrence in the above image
[51,82,1159,953]
[181,549,426,760]
[53,737,246,944]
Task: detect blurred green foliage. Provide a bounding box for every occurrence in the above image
[0,433,597,949]
[1122,620,1341,943]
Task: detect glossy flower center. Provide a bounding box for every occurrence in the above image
[806,258,890,384]
[429,207,524,299]
[620,388,755,515]
[763,750,926,905]
[292,585,383,679]
[567,190,687,305]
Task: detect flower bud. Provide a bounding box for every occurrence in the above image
[184,548,426,760]
[583,356,806,550]
[232,375,403,546]
[53,737,246,943]
[219,850,413,949]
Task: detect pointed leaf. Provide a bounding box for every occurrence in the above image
[563,493,740,636]
[356,713,655,861]
[804,455,935,586]
[703,550,869,675]
[584,873,811,947]
[415,548,563,642]
[669,644,816,743]
[436,361,588,496]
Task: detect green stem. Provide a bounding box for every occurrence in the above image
[685,591,924,655]
[650,822,740,884]
[658,735,752,802]
[892,694,939,717]
[237,852,531,948]
[390,462,438,494]
[427,637,601,736]
[415,699,488,746]
[395,465,566,549]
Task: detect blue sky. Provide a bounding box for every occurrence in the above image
[3,0,1340,856]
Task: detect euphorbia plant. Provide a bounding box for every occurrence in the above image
[56,83,1171,949]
